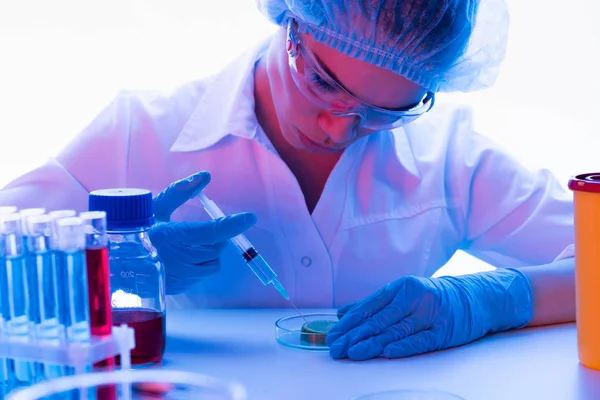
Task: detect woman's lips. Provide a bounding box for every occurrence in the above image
[296,129,335,152]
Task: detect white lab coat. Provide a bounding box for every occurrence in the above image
[0,37,574,309]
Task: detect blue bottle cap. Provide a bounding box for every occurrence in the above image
[88,188,154,230]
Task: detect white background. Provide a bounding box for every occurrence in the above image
[0,0,598,276]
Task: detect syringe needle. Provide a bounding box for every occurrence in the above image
[291,302,309,325]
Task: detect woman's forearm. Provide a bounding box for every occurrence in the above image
[520,257,576,327]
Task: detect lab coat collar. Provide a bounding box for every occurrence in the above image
[170,38,270,152]
[390,128,421,179]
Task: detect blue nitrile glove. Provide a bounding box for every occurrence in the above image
[150,171,257,295]
[327,268,533,361]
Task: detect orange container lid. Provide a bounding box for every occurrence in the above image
[568,173,600,193]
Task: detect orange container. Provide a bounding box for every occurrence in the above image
[569,173,600,370]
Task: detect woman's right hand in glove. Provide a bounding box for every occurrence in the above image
[150,171,257,295]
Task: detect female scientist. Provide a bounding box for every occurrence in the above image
[0,0,575,361]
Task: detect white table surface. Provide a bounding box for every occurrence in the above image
[159,309,600,400]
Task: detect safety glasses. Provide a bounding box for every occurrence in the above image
[286,19,435,130]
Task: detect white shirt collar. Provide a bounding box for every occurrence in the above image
[170,37,270,152]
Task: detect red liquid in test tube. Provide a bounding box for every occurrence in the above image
[86,246,113,337]
[81,211,116,400]
[86,246,117,400]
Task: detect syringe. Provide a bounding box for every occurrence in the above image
[197,192,290,300]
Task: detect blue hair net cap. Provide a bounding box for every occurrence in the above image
[256,0,509,93]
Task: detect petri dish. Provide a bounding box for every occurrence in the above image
[352,389,466,400]
[275,313,338,351]
[6,369,247,400]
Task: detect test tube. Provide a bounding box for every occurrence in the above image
[18,209,45,251]
[80,211,117,399]
[48,209,77,273]
[52,217,91,345]
[24,214,65,381]
[0,207,18,215]
[0,213,9,389]
[0,213,34,387]
[48,211,82,380]
[48,210,77,221]
[19,208,45,218]
[47,209,76,335]
[0,208,17,389]
[80,211,112,337]
[19,209,46,383]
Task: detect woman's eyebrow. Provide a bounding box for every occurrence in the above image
[311,53,336,79]
[311,51,354,92]
[311,48,425,111]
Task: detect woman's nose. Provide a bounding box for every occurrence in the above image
[317,113,359,145]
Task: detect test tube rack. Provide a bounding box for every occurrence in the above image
[0,324,135,378]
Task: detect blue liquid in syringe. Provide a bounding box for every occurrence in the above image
[197,192,290,300]
[238,244,289,300]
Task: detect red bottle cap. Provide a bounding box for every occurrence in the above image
[568,173,600,193]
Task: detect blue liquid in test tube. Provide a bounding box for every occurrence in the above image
[52,217,91,345]
[0,213,34,388]
[24,214,65,381]
[52,217,91,383]
[19,209,45,382]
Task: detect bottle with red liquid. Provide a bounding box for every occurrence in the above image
[88,189,166,366]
